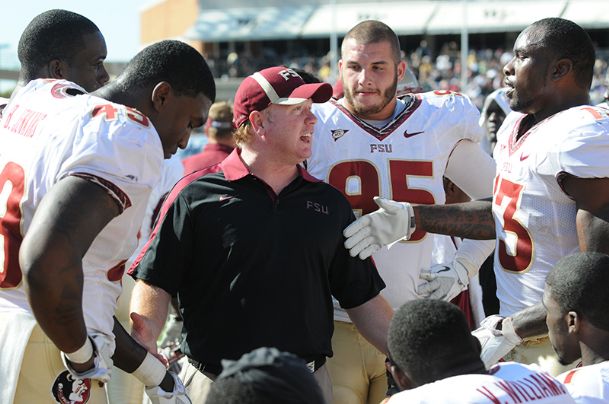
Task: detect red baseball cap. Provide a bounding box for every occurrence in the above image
[233,66,332,128]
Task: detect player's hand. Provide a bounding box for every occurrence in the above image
[418,261,469,301]
[472,315,522,367]
[61,334,113,384]
[343,197,415,259]
[145,371,192,404]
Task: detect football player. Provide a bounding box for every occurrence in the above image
[0,40,214,403]
[345,18,609,376]
[545,252,609,402]
[306,20,496,404]
[385,299,574,403]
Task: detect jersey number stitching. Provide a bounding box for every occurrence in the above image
[328,160,434,241]
[493,176,533,273]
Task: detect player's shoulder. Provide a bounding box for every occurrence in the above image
[552,104,609,131]
[312,98,341,121]
[417,89,477,111]
[20,78,86,95]
[558,361,609,384]
[490,360,542,376]
[77,97,159,150]
[387,374,502,403]
[558,362,609,402]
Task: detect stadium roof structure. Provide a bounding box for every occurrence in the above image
[186,0,609,42]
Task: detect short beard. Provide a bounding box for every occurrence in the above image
[344,75,398,119]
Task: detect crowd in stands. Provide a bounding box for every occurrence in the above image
[209,41,609,108]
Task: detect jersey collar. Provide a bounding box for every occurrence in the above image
[220,148,321,183]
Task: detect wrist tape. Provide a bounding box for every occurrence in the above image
[64,337,94,364]
[132,352,167,387]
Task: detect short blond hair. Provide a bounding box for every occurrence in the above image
[233,122,253,146]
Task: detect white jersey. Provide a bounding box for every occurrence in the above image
[388,362,574,403]
[0,79,163,336]
[308,91,483,320]
[492,105,609,315]
[557,361,609,403]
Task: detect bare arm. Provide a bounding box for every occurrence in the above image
[112,316,174,391]
[562,176,609,254]
[20,176,119,358]
[346,294,393,355]
[511,176,609,338]
[509,303,548,339]
[414,199,496,240]
[129,279,171,353]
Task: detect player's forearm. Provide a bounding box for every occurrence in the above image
[347,294,393,355]
[508,303,548,339]
[112,316,174,391]
[24,255,88,353]
[113,316,148,371]
[413,200,495,240]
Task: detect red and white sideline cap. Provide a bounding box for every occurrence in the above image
[233,66,332,128]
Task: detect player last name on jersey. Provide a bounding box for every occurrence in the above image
[478,369,568,403]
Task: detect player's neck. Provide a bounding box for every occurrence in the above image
[530,93,590,126]
[580,333,609,366]
[437,360,487,380]
[343,97,398,121]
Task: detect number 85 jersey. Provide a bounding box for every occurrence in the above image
[492,105,609,316]
[307,91,483,318]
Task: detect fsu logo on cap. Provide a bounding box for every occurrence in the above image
[51,370,92,404]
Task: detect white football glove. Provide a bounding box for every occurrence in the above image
[472,315,522,367]
[418,260,470,301]
[61,334,113,384]
[145,371,191,404]
[343,197,415,260]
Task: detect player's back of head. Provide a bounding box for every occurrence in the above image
[342,20,401,62]
[528,17,595,89]
[388,299,484,387]
[116,40,216,103]
[546,252,609,332]
[18,9,102,84]
[205,347,325,404]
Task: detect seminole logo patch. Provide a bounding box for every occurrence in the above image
[51,370,92,404]
[331,129,349,141]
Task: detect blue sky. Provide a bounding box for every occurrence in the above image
[0,0,156,68]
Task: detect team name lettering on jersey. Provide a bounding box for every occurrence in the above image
[370,144,393,153]
[306,200,329,215]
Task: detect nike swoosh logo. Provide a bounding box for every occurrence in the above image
[436,266,451,273]
[404,130,424,138]
[519,153,530,161]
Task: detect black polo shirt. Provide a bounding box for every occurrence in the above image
[129,149,384,368]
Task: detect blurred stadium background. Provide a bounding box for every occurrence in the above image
[2,0,608,108]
